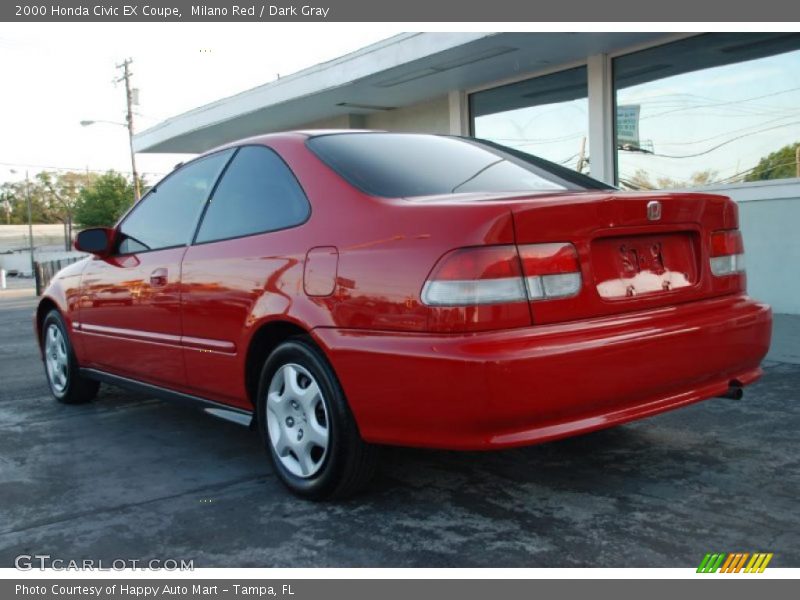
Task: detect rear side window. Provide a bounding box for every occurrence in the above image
[195,145,310,244]
[306,133,611,198]
[117,150,233,254]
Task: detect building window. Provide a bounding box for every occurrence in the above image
[470,66,590,174]
[614,33,800,190]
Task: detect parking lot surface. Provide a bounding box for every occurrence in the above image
[1,287,798,567]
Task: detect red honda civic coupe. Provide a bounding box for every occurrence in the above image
[35,131,772,499]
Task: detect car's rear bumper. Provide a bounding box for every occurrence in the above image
[313,294,772,450]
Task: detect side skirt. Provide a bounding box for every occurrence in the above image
[80,368,254,428]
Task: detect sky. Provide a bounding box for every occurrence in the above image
[0,23,401,185]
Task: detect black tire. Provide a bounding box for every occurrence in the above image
[41,310,99,404]
[256,337,379,500]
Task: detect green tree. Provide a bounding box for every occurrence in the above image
[0,178,63,225]
[74,171,136,228]
[0,186,16,224]
[745,142,800,182]
[37,171,97,249]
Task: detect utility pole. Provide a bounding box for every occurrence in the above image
[576,136,587,174]
[25,171,35,281]
[116,58,141,202]
[796,145,800,179]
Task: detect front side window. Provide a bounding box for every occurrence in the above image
[614,33,800,190]
[470,66,590,174]
[195,145,310,244]
[306,132,608,199]
[117,150,233,254]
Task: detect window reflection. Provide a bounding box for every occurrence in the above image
[614,33,800,190]
[471,66,590,174]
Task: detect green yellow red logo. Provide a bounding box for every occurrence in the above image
[697,553,773,573]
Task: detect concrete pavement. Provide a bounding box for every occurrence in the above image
[1,287,798,567]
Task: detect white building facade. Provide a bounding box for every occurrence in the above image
[135,32,800,314]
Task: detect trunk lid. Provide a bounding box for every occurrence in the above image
[507,190,742,324]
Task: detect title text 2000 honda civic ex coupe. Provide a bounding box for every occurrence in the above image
[35,132,772,499]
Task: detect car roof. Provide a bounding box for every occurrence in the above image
[194,129,398,157]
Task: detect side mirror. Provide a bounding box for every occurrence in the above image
[75,227,114,256]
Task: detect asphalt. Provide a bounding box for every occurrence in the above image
[1,285,798,568]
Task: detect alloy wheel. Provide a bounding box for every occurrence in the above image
[44,324,69,394]
[266,363,330,478]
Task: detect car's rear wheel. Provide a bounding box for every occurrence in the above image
[256,337,379,499]
[42,310,99,404]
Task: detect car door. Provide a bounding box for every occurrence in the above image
[180,145,311,408]
[78,149,234,388]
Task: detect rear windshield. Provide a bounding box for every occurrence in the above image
[306,133,612,198]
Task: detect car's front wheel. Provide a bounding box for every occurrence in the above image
[256,337,379,500]
[41,310,99,404]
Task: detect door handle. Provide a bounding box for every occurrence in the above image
[149,267,168,287]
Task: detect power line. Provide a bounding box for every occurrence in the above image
[620,120,800,159]
[640,86,800,120]
[0,161,125,174]
[555,152,580,165]
[655,113,800,146]
[0,161,168,177]
[487,132,587,145]
[710,158,800,185]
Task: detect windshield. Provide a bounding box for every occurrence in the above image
[306,132,612,198]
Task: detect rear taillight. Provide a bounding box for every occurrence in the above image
[422,243,581,306]
[421,246,526,306]
[710,230,745,276]
[518,243,582,300]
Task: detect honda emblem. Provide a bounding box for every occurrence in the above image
[647,200,662,221]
